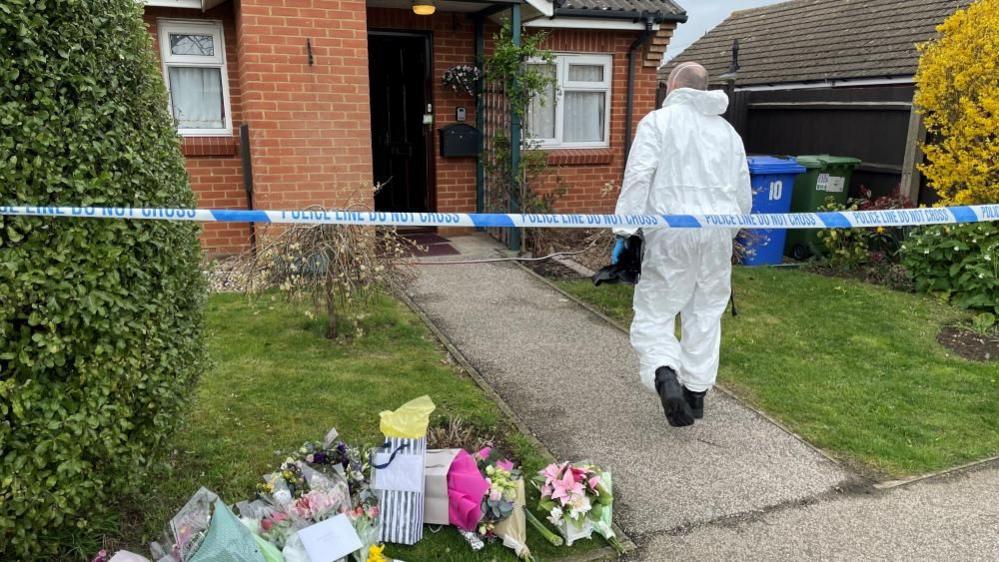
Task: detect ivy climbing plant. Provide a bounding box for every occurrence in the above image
[487,23,555,122]
[483,23,562,253]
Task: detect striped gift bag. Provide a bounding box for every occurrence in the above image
[372,436,427,545]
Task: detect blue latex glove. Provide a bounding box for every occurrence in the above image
[611,237,626,265]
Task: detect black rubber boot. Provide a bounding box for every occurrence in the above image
[655,367,695,427]
[683,387,707,419]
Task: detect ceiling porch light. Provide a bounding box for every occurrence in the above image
[412,0,436,15]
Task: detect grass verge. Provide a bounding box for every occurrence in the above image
[557,267,998,478]
[106,292,600,561]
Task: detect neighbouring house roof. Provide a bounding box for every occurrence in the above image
[553,0,687,22]
[660,0,972,87]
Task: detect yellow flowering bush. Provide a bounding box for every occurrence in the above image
[914,0,999,205]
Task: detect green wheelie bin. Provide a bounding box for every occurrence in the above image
[784,155,862,260]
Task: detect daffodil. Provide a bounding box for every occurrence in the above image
[366,544,388,562]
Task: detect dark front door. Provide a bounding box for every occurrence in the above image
[368,32,434,213]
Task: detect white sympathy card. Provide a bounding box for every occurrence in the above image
[296,514,364,562]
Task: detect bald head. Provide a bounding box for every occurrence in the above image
[667,62,709,92]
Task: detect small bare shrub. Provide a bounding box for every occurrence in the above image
[233,195,417,338]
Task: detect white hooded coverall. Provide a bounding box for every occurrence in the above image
[614,88,752,393]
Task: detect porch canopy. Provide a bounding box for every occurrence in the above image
[366,0,552,18]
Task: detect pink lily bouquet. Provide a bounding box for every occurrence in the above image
[535,462,625,553]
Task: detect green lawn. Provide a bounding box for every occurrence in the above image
[112,293,600,561]
[557,268,998,478]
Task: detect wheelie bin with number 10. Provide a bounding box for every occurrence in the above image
[738,156,806,266]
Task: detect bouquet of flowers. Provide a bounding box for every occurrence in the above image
[347,504,381,562]
[247,460,352,552]
[535,462,624,553]
[254,507,297,549]
[149,487,219,561]
[151,488,281,562]
[257,458,307,507]
[291,428,377,510]
[443,64,482,96]
[473,448,535,562]
[148,428,384,562]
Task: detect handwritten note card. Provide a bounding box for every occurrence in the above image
[296,514,363,562]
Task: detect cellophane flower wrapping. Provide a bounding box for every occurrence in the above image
[290,429,382,559]
[474,449,520,537]
[347,504,382,562]
[188,499,267,562]
[245,458,353,555]
[492,478,531,560]
[150,428,384,562]
[591,470,618,544]
[474,449,533,560]
[238,431,380,558]
[149,487,219,562]
[446,449,489,531]
[535,462,615,547]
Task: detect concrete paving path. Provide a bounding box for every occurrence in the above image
[409,236,849,536]
[410,234,998,559]
[641,464,999,561]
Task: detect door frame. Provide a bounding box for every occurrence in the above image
[367,29,437,214]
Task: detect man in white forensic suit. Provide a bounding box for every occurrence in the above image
[614,62,752,427]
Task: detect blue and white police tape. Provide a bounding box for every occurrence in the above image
[1,204,998,230]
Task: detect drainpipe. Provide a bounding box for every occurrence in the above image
[624,13,657,161]
[239,123,257,256]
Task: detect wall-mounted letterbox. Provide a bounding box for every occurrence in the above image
[439,123,481,158]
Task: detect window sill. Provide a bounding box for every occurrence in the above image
[545,148,614,166]
[181,136,239,157]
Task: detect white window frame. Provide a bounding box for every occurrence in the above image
[527,53,612,149]
[158,19,232,137]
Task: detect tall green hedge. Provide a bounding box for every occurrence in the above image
[0,0,205,558]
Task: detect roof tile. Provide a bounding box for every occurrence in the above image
[660,0,972,86]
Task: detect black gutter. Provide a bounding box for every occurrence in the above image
[552,8,687,23]
[624,14,656,160]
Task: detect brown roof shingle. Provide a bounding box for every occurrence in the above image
[660,0,973,86]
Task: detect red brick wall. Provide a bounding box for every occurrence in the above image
[531,28,663,214]
[147,0,376,254]
[362,13,666,218]
[145,3,668,251]
[235,0,374,213]
[145,5,249,253]
[365,8,479,215]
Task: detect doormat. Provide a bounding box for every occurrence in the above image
[405,232,449,245]
[403,232,460,257]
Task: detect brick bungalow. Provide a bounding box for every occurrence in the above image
[142,0,687,253]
